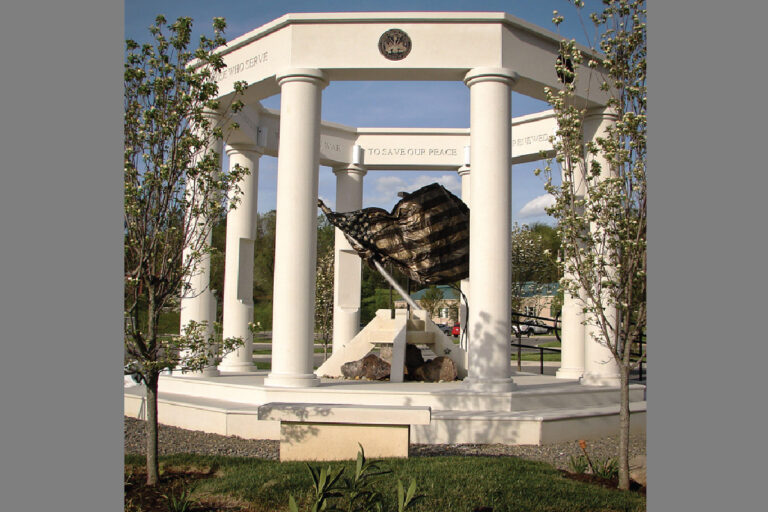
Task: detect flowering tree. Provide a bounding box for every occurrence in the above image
[124,15,249,485]
[538,0,646,489]
[315,248,335,360]
[510,224,556,331]
[510,223,557,371]
[419,286,445,319]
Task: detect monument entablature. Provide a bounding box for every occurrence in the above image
[228,104,558,170]
[205,12,608,109]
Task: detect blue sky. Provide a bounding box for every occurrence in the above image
[125,0,601,225]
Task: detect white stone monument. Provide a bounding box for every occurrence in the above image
[127,13,646,450]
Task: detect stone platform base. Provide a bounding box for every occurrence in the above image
[124,370,646,447]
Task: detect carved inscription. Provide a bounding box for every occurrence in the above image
[512,133,550,147]
[213,51,269,82]
[322,141,342,153]
[367,147,458,157]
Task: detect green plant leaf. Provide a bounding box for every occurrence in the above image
[308,463,320,489]
[405,479,417,504]
[355,444,364,479]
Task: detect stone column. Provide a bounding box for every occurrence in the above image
[457,158,471,351]
[219,144,262,372]
[556,269,586,379]
[331,164,366,353]
[556,150,587,380]
[178,111,223,377]
[264,68,327,388]
[581,107,621,386]
[463,68,518,392]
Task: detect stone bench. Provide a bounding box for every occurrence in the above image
[257,402,431,461]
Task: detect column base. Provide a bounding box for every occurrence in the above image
[580,372,621,387]
[172,366,220,378]
[218,362,259,373]
[464,377,517,392]
[263,372,321,388]
[201,366,220,377]
[556,367,585,380]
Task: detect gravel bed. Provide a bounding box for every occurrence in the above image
[410,435,646,471]
[125,417,644,471]
[124,417,279,460]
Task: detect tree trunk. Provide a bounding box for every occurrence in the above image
[618,364,631,490]
[145,372,160,485]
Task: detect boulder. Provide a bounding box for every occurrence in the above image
[629,454,646,487]
[341,353,391,380]
[405,344,425,370]
[410,356,457,382]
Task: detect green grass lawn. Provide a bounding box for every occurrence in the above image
[517,352,562,362]
[254,348,328,355]
[125,453,644,512]
[513,340,562,361]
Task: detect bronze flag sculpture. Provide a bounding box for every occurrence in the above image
[318,183,469,285]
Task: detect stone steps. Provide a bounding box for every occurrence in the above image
[370,330,435,344]
[315,309,467,380]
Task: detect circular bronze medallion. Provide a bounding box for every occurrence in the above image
[378,29,412,61]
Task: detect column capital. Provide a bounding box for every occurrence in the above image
[333,164,367,177]
[225,143,263,157]
[191,109,224,137]
[200,108,222,119]
[584,106,619,123]
[276,68,328,89]
[457,165,471,177]
[463,67,518,88]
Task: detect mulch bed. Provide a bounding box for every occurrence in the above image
[124,466,251,512]
[559,470,647,495]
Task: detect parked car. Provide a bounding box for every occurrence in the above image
[512,321,550,337]
[436,323,452,336]
[451,322,461,336]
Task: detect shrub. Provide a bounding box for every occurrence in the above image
[289,445,424,512]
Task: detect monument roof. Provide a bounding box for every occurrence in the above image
[219,12,599,61]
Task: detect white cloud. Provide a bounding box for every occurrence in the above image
[412,174,461,195]
[375,175,407,190]
[518,194,555,218]
[367,173,462,209]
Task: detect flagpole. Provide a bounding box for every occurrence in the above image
[372,260,422,312]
